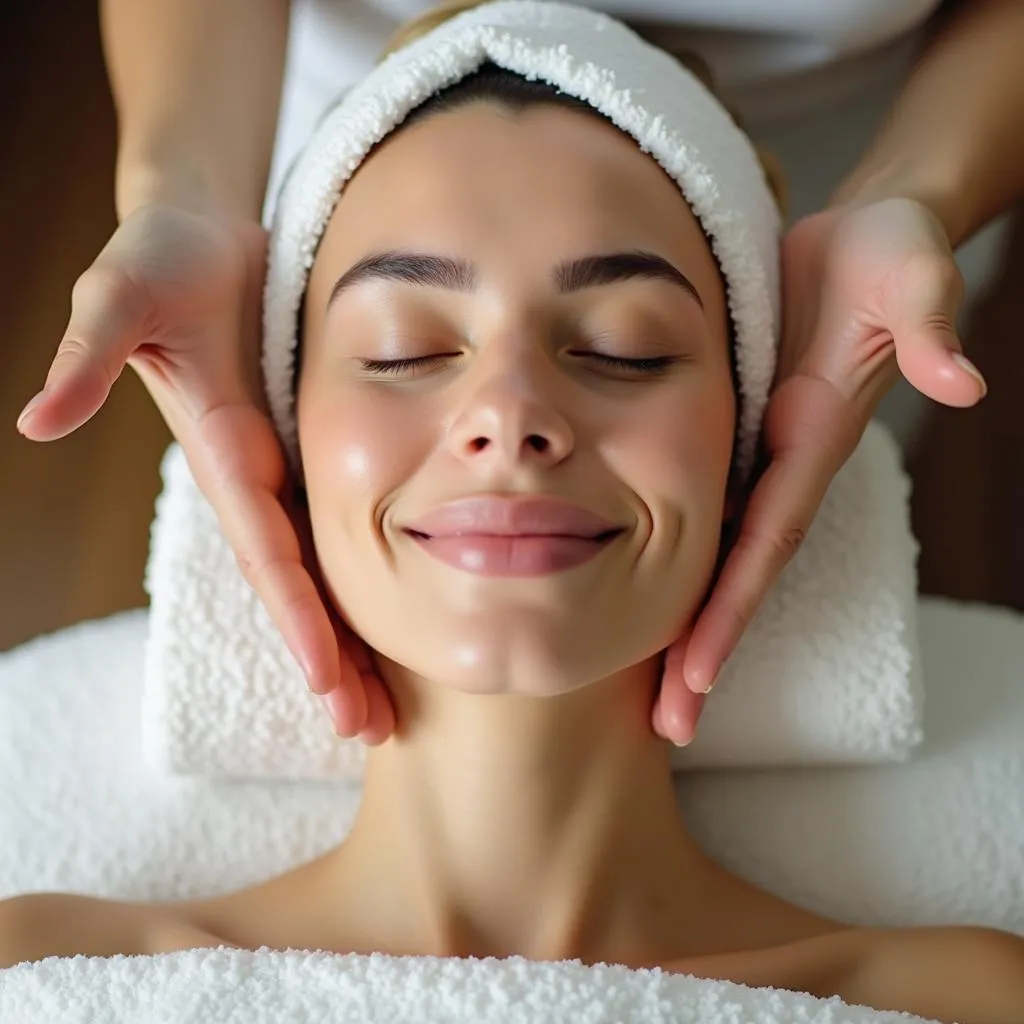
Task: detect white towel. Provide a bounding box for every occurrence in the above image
[141,0,922,778]
[2,601,1019,933]
[143,419,922,779]
[0,947,944,1024]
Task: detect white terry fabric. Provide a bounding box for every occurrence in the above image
[0,948,940,1024]
[1,600,1019,931]
[142,421,922,779]
[263,0,780,481]
[2,599,1023,1022]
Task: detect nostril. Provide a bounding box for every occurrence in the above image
[464,434,551,455]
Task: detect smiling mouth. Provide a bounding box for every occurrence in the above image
[404,528,623,577]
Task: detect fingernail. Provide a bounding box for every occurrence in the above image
[951,353,987,397]
[700,670,719,695]
[672,736,693,748]
[16,390,46,433]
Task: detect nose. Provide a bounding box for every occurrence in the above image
[446,347,574,470]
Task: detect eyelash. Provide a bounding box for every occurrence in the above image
[360,356,441,376]
[359,353,679,376]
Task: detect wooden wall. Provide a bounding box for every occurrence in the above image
[0,0,170,651]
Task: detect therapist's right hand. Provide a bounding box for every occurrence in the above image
[16,203,395,745]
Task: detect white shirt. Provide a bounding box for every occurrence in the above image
[268,0,943,210]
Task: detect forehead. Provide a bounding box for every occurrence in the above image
[307,102,727,319]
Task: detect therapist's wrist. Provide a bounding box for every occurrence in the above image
[114,152,264,225]
[829,157,969,249]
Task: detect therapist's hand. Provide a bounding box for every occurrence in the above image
[653,197,987,746]
[16,202,395,745]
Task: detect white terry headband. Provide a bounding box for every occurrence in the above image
[262,0,781,480]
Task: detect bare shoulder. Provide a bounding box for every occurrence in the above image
[0,892,201,969]
[0,871,306,968]
[848,925,1024,1024]
[0,893,134,969]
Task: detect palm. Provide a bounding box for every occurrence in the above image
[20,202,395,744]
[653,198,981,746]
[126,208,269,421]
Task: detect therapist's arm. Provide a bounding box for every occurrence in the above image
[101,0,291,221]
[833,0,1024,246]
[665,0,1016,731]
[65,0,391,740]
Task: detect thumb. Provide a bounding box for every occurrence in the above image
[887,253,985,407]
[17,265,151,440]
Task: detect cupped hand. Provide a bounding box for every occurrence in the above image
[654,197,986,745]
[16,202,395,745]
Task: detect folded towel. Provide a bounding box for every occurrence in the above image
[2,600,1019,935]
[0,947,943,1024]
[143,418,922,779]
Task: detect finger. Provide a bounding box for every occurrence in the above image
[682,441,838,693]
[150,350,351,713]
[887,253,984,406]
[322,610,390,742]
[17,265,152,440]
[653,678,704,747]
[651,695,668,739]
[894,326,985,408]
[684,374,864,692]
[320,661,372,740]
[232,492,351,706]
[653,630,705,745]
[357,674,397,747]
[187,406,357,715]
[336,620,394,741]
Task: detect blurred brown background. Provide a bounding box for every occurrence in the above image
[0,0,170,651]
[0,0,1021,652]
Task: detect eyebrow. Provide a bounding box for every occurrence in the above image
[326,250,703,309]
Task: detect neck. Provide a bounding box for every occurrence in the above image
[328,660,720,964]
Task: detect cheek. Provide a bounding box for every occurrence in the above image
[604,374,735,518]
[296,383,429,541]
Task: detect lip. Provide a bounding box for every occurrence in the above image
[403,496,623,577]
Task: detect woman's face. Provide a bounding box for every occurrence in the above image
[297,99,735,695]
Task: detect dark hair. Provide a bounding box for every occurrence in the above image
[401,61,604,125]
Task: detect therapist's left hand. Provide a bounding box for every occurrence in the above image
[653,197,988,746]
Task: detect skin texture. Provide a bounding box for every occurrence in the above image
[3,103,1023,1022]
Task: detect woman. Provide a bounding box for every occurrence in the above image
[3,28,1023,1017]
[14,0,1022,749]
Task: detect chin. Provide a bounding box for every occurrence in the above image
[366,609,663,697]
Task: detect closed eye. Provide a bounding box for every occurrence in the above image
[358,352,684,377]
[579,352,683,375]
[359,354,456,376]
